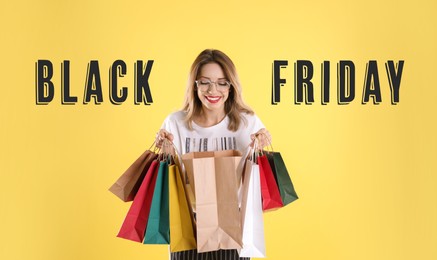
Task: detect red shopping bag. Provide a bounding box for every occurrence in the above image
[258,154,283,211]
[117,160,159,242]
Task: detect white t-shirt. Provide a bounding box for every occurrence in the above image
[161,110,265,155]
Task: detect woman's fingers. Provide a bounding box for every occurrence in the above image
[155,129,174,147]
[250,128,272,148]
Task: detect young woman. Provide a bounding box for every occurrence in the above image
[156,49,270,260]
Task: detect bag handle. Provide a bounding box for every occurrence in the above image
[255,132,274,154]
[158,138,188,184]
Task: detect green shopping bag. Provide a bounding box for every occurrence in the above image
[266,152,299,206]
[143,161,170,244]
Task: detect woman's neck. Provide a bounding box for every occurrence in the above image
[194,109,226,127]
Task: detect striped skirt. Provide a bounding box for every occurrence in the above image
[170,249,250,260]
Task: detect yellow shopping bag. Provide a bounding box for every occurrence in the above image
[169,164,197,252]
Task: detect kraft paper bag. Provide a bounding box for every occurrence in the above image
[117,160,159,242]
[258,154,283,211]
[144,161,170,244]
[266,151,299,206]
[182,150,243,253]
[109,149,158,202]
[239,160,266,258]
[169,164,197,252]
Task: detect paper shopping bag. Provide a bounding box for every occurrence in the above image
[258,154,283,211]
[239,160,266,258]
[117,160,159,242]
[182,150,243,253]
[169,164,197,252]
[144,161,170,244]
[109,149,158,202]
[266,152,299,206]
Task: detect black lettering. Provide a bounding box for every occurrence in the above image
[110,60,127,104]
[135,60,154,105]
[295,60,314,104]
[36,60,54,104]
[61,60,77,104]
[321,61,330,105]
[338,60,355,104]
[272,60,288,104]
[386,60,404,104]
[83,61,103,104]
[362,61,382,104]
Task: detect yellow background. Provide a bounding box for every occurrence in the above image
[1,0,436,259]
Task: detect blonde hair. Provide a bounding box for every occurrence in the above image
[182,49,254,131]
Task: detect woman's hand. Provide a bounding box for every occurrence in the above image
[250,128,272,148]
[155,129,174,148]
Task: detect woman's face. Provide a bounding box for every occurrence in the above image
[196,62,230,114]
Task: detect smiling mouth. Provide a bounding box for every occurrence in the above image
[205,96,221,104]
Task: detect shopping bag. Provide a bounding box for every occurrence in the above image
[143,161,170,244]
[117,160,159,242]
[168,164,197,252]
[239,160,266,258]
[258,154,283,211]
[109,149,158,202]
[266,151,299,206]
[182,150,243,253]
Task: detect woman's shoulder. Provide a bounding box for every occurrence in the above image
[165,110,187,122]
[161,110,187,131]
[240,111,260,122]
[239,111,265,130]
[162,110,188,128]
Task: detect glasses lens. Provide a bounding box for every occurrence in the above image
[196,79,230,91]
[196,80,210,91]
[217,80,230,87]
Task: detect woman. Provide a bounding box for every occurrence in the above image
[156,49,270,260]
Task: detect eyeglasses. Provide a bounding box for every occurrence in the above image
[195,79,231,92]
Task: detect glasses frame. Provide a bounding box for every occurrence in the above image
[195,79,231,92]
